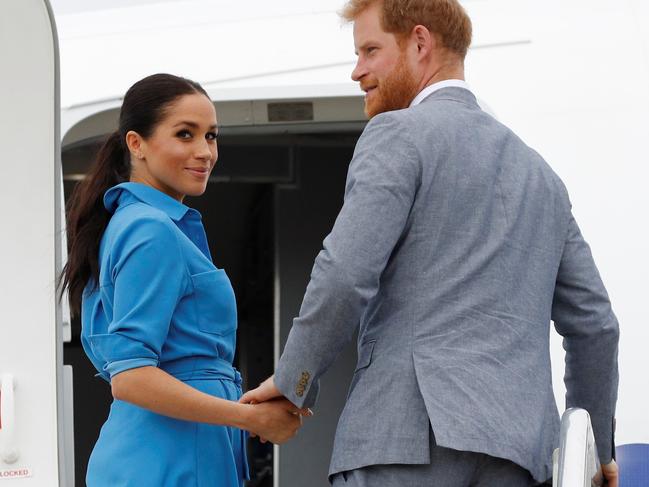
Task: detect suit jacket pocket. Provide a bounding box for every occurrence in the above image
[191,269,237,336]
[354,339,376,372]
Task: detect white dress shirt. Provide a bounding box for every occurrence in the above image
[409,79,472,107]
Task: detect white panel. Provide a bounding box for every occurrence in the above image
[0,0,61,485]
[465,0,649,445]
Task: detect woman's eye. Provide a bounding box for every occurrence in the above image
[206,131,218,141]
[176,130,192,139]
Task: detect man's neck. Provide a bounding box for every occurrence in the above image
[409,78,471,107]
[418,64,465,94]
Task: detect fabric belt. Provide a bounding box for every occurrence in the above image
[160,355,249,480]
[161,356,242,385]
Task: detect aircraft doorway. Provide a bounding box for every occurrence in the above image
[62,130,362,487]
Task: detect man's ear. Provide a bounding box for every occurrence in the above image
[412,24,435,60]
[125,130,144,160]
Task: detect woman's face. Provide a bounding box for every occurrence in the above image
[128,93,218,201]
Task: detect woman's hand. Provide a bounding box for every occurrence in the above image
[243,398,304,444]
[110,366,310,444]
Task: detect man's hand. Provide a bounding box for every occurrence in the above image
[602,460,618,487]
[243,398,303,444]
[240,375,282,404]
[240,375,313,443]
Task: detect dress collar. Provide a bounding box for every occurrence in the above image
[104,182,192,221]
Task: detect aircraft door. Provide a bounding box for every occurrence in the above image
[0,0,70,485]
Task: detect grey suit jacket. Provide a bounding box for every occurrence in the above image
[274,87,619,482]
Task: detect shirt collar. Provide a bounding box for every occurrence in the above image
[104,182,192,221]
[409,79,472,107]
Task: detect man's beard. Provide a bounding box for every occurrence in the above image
[364,56,419,118]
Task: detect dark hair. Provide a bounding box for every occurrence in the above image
[60,73,209,314]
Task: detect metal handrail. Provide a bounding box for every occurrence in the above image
[554,408,604,487]
[0,373,19,464]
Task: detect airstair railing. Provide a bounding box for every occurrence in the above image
[553,408,604,487]
[0,373,19,464]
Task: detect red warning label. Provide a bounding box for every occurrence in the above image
[0,468,32,479]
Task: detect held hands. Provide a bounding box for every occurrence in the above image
[243,398,305,444]
[240,375,313,444]
[240,375,283,404]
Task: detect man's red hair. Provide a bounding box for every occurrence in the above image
[341,0,472,59]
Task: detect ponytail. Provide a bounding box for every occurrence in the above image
[60,131,130,314]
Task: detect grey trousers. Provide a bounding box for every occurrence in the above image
[331,444,548,487]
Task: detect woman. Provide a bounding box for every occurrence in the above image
[61,73,303,487]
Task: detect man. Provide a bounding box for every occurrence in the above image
[241,0,620,485]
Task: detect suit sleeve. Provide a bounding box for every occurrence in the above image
[551,211,619,465]
[274,112,422,408]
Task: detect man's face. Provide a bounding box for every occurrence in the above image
[351,2,419,118]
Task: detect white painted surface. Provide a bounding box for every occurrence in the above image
[0,375,18,464]
[52,0,647,445]
[1,3,643,485]
[0,0,61,484]
[462,0,649,446]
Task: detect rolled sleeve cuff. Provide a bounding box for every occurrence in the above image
[105,357,159,379]
[88,332,160,380]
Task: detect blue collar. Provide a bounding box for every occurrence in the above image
[104,182,192,221]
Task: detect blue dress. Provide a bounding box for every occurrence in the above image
[81,182,249,487]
